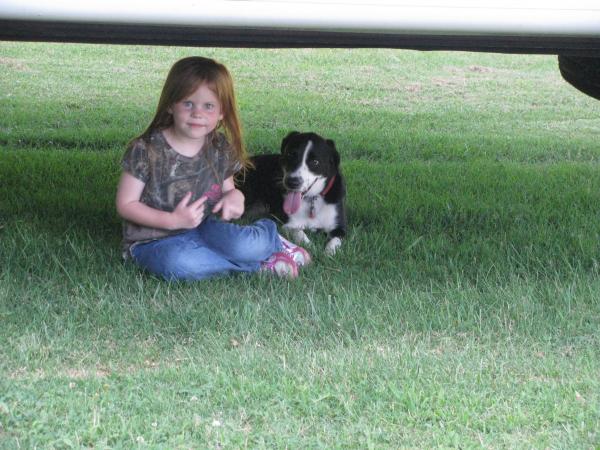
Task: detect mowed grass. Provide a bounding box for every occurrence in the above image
[1,42,600,448]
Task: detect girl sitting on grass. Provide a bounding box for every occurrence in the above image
[115,56,310,280]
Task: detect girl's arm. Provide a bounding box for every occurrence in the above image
[212,176,245,221]
[116,171,207,230]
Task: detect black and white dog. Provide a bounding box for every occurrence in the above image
[238,131,347,255]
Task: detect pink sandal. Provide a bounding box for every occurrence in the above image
[279,235,311,267]
[260,251,299,278]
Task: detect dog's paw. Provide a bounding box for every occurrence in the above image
[291,229,311,245]
[325,237,342,256]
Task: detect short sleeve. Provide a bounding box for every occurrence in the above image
[121,139,150,183]
[224,158,243,179]
[214,133,243,179]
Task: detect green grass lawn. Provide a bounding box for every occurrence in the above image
[1,42,599,448]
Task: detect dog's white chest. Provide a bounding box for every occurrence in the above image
[286,196,338,231]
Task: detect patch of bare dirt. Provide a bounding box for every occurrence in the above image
[0,57,30,71]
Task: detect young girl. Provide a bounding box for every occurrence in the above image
[116,56,310,280]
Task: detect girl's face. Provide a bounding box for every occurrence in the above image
[168,83,223,146]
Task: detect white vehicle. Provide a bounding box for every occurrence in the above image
[1,0,599,97]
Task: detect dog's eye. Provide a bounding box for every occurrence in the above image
[310,159,319,166]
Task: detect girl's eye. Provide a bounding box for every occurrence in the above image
[183,101,193,108]
[204,103,215,111]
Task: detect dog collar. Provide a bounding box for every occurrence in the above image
[320,174,336,197]
[305,175,337,219]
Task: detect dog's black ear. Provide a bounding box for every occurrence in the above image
[326,139,340,167]
[281,131,300,153]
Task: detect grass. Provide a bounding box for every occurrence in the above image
[1,42,600,448]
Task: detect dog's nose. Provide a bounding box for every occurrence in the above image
[284,176,303,190]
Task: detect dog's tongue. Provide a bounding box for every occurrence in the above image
[283,191,302,215]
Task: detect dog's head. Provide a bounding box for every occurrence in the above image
[280,131,339,194]
[279,131,340,216]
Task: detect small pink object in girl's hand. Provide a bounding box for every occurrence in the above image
[204,183,222,202]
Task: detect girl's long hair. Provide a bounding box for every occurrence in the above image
[136,56,250,168]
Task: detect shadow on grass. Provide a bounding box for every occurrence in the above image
[3,148,600,283]
[1,148,122,239]
[3,149,600,351]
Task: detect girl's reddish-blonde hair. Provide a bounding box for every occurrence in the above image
[138,56,249,168]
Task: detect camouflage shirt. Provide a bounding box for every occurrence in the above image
[120,129,241,258]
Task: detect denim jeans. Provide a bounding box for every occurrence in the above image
[130,216,282,281]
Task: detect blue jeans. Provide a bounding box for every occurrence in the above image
[130,217,282,281]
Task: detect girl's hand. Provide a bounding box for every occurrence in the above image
[212,188,245,221]
[171,192,207,229]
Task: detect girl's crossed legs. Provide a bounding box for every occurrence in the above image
[131,217,282,281]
